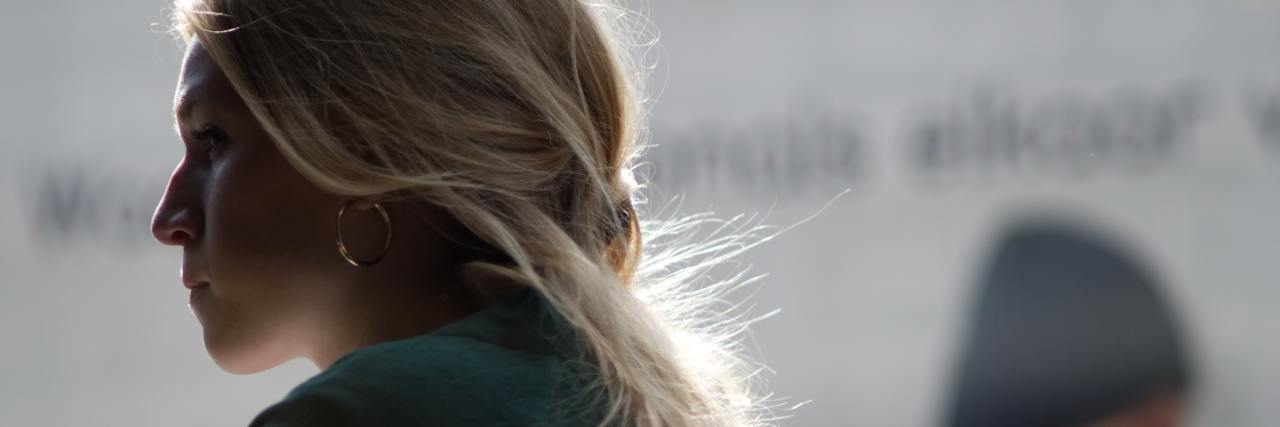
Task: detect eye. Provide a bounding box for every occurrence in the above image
[191,125,228,157]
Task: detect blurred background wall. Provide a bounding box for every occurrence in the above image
[1,1,1277,425]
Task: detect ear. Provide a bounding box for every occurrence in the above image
[352,198,379,211]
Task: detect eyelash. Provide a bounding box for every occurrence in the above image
[191,125,227,154]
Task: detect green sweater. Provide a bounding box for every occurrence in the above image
[248,289,605,426]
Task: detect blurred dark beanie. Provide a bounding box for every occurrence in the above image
[946,222,1192,427]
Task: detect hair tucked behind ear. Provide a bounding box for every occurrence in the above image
[173,0,778,425]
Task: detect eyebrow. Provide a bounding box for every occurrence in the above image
[172,88,205,142]
[174,90,201,121]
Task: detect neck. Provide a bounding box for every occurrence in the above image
[307,274,479,370]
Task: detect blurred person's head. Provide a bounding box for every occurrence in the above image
[945,219,1193,427]
[150,1,765,425]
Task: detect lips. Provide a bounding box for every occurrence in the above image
[180,265,209,290]
[188,284,210,308]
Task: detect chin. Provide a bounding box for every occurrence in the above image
[204,330,288,375]
[212,355,273,375]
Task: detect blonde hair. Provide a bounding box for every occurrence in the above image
[172,0,775,425]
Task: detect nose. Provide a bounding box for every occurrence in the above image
[151,162,203,246]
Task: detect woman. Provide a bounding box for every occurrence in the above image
[151,0,770,426]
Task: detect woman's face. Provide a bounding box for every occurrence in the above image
[151,39,355,374]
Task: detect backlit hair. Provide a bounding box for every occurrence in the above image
[172,0,775,425]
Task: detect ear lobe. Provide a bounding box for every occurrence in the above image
[352,198,378,211]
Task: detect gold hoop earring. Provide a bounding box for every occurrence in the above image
[336,200,392,267]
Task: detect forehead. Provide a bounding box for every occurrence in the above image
[174,39,237,119]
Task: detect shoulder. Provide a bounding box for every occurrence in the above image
[250,335,579,427]
[248,379,364,427]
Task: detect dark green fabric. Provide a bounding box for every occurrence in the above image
[248,289,604,427]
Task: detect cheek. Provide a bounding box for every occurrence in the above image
[202,142,341,315]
